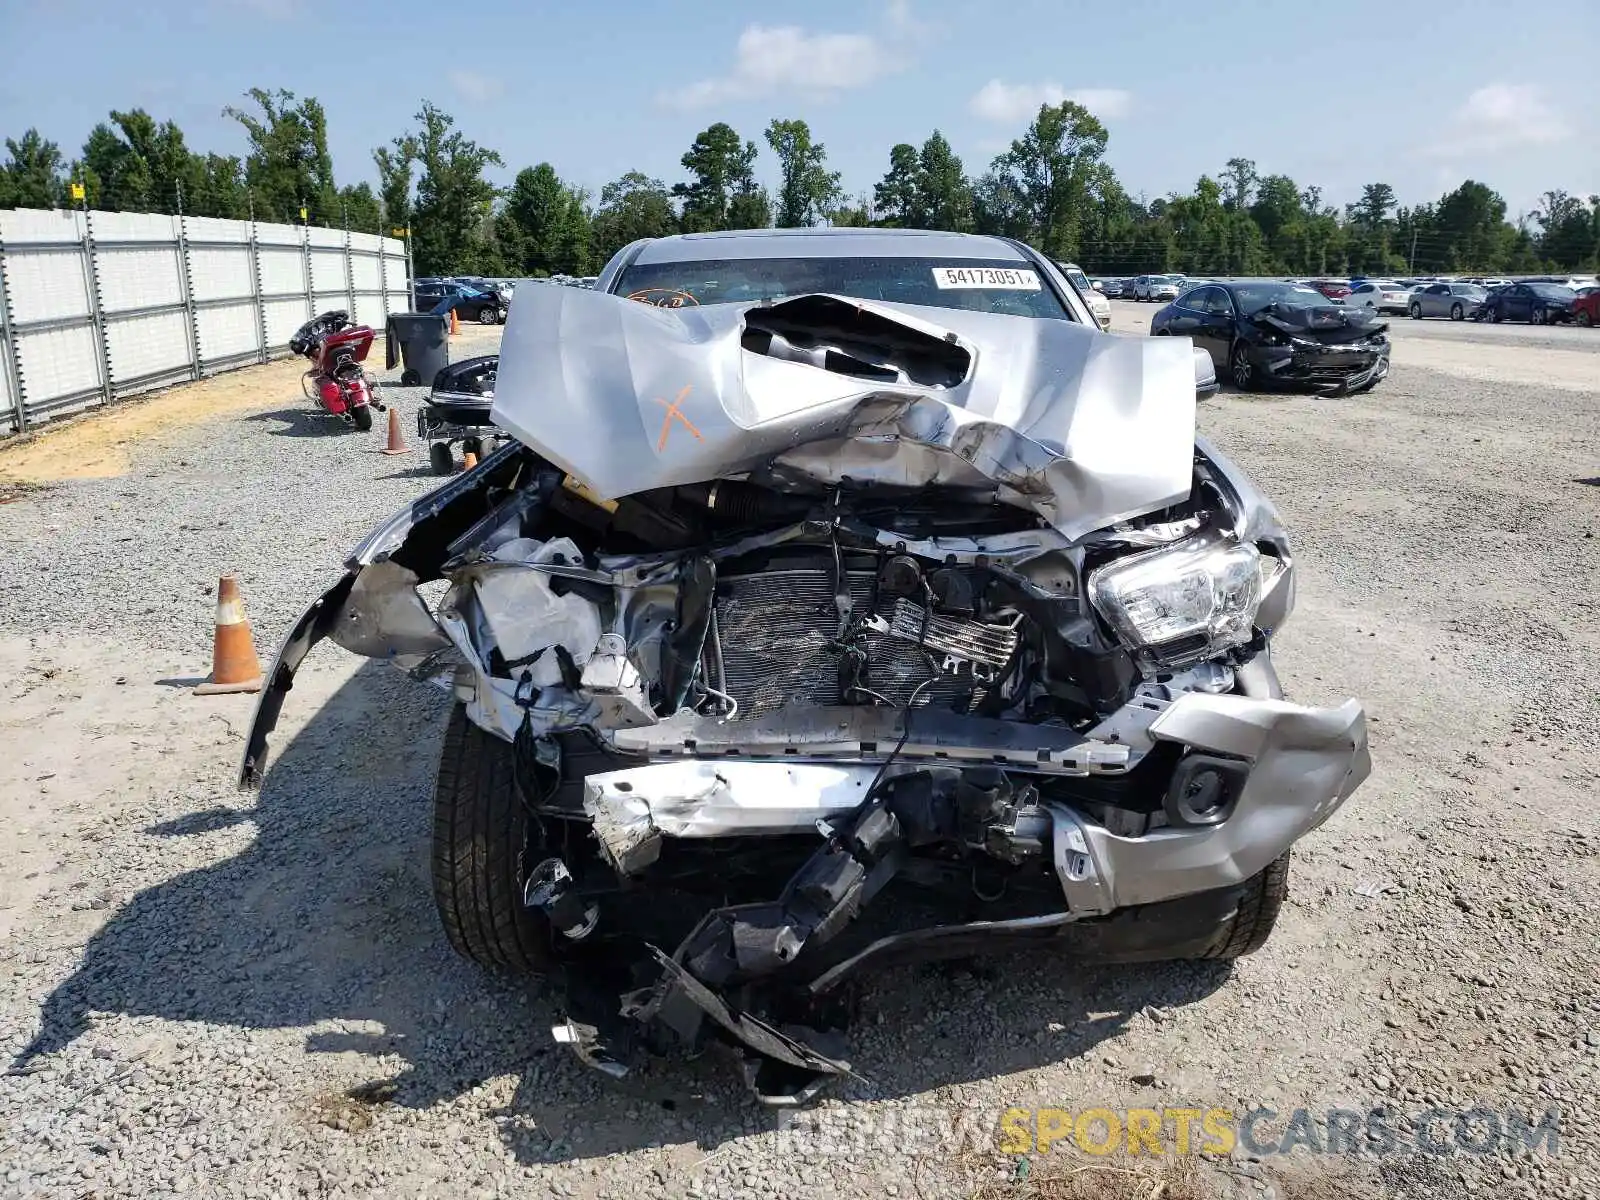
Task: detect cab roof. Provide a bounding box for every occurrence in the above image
[629,227,1032,264]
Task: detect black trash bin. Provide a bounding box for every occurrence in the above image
[385,312,449,387]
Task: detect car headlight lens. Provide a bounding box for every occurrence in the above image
[1088,537,1265,666]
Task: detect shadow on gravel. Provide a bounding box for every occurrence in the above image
[244,407,362,438]
[1576,477,1600,488]
[15,660,1232,1167]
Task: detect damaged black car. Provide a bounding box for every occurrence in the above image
[241,230,1370,1104]
[1151,279,1391,394]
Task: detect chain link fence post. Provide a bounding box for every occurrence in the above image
[175,194,202,382]
[248,206,268,363]
[0,233,28,432]
[80,209,113,407]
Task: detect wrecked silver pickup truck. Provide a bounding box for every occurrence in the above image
[241,230,1370,1104]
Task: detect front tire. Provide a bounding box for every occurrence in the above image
[1450,302,1463,321]
[477,305,500,326]
[1229,341,1257,391]
[1408,302,1421,319]
[1578,310,1593,327]
[350,404,373,432]
[431,704,551,974]
[1198,853,1290,959]
[1531,307,1546,325]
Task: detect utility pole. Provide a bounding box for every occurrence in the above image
[1409,227,1418,274]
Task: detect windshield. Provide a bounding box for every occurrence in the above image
[1064,266,1091,291]
[1231,282,1340,315]
[614,256,1072,319]
[1527,283,1575,299]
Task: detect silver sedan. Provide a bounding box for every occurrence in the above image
[1408,282,1488,321]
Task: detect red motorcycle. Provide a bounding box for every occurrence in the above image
[289,310,383,432]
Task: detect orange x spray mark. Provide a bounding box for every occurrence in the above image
[654,385,703,452]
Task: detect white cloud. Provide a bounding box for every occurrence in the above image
[969,81,1133,124]
[448,70,504,104]
[1426,84,1570,157]
[660,4,923,111]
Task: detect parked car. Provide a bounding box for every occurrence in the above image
[1056,260,1111,329]
[413,280,508,324]
[1346,280,1413,315]
[241,227,1367,1105]
[1303,279,1353,303]
[1478,281,1577,325]
[1115,278,1140,299]
[1136,274,1181,302]
[1569,288,1599,327]
[1151,279,1390,395]
[1407,282,1488,321]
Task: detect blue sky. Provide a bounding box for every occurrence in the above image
[3,0,1596,220]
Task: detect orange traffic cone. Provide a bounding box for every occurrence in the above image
[380,405,409,455]
[450,308,460,337]
[194,575,264,695]
[461,449,478,471]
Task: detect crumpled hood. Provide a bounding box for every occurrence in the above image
[1253,304,1387,343]
[492,284,1198,541]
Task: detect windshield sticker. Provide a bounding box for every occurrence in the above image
[932,266,1041,291]
[627,288,700,308]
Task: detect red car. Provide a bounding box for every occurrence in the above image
[1572,287,1599,328]
[1304,279,1353,303]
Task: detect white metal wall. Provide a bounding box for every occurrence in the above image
[0,206,411,433]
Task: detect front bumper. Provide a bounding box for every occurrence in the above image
[1254,342,1389,392]
[589,689,1368,913]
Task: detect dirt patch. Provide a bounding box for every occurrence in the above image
[0,355,317,484]
[1394,337,1598,392]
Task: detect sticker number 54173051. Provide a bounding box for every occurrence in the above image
[932,266,1041,290]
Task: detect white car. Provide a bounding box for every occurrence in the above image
[1057,261,1111,330]
[1136,274,1180,302]
[1347,280,1412,315]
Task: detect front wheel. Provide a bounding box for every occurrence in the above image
[431,704,550,974]
[1450,303,1464,321]
[1578,310,1593,328]
[1197,853,1290,959]
[1531,307,1547,325]
[477,305,500,326]
[1408,303,1422,319]
[350,404,373,432]
[1229,342,1256,391]
[429,441,455,476]
[1491,307,1503,323]
[400,368,421,386]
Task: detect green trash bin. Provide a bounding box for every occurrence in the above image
[385,313,449,387]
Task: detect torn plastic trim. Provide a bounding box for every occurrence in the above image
[1051,691,1369,911]
[583,761,883,873]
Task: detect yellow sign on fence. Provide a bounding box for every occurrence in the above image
[70,182,86,201]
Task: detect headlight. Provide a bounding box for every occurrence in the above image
[1087,537,1265,666]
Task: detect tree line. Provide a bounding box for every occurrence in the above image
[4,93,1597,280]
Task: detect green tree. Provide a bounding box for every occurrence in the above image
[406,101,503,275]
[675,123,762,233]
[1534,189,1596,270]
[727,180,772,230]
[550,186,593,275]
[915,131,974,232]
[764,118,841,228]
[986,101,1110,260]
[339,182,381,233]
[2,130,66,208]
[873,143,920,226]
[496,163,565,273]
[373,136,417,233]
[1221,157,1258,212]
[225,88,339,225]
[590,171,679,265]
[1433,180,1512,272]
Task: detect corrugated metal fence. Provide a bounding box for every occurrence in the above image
[0,207,412,434]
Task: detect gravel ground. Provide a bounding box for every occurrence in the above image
[0,318,1597,1199]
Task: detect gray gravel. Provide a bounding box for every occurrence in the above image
[0,325,1597,1199]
